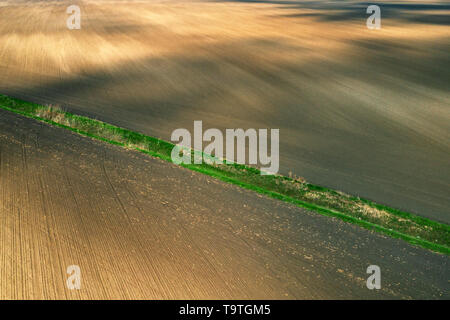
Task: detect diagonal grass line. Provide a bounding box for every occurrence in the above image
[0,93,448,255]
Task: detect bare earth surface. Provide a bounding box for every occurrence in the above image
[0,0,449,222]
[0,108,449,299]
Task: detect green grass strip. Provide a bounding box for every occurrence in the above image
[0,93,448,255]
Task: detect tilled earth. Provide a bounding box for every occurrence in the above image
[0,108,448,299]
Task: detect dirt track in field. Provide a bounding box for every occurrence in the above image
[0,0,449,222]
[0,108,449,299]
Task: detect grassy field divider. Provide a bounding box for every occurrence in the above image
[1,93,448,255]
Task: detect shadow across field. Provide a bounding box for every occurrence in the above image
[219,0,450,25]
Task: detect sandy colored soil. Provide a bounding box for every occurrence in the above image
[0,108,449,299]
[0,0,449,222]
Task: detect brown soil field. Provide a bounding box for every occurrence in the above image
[0,0,449,222]
[0,108,449,299]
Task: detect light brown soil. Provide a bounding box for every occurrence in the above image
[0,109,449,299]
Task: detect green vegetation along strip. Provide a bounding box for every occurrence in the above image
[0,93,448,255]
